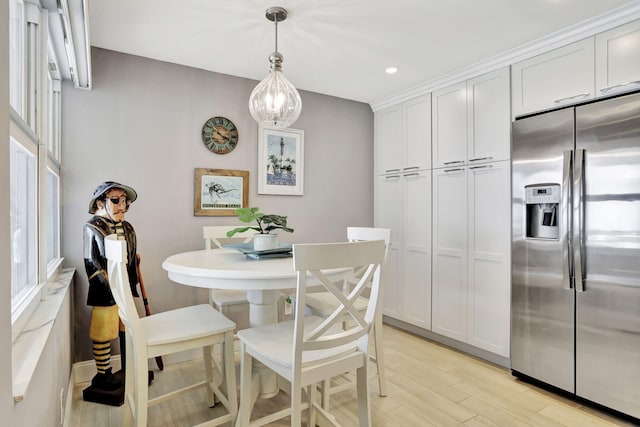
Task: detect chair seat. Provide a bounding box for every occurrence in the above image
[237,315,357,370]
[210,289,249,306]
[141,304,235,346]
[305,292,369,317]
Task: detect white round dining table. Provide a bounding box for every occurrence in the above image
[162,247,349,398]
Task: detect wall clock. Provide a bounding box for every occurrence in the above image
[201,116,239,154]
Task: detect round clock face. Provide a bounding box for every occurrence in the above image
[201,116,239,154]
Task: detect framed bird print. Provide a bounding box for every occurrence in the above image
[194,168,249,216]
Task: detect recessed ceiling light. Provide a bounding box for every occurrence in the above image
[385,67,398,74]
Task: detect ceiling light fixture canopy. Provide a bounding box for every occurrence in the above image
[248,6,302,129]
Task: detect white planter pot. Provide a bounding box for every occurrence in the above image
[253,233,278,251]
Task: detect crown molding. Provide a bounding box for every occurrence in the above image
[370,1,640,112]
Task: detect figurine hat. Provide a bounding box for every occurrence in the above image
[88,181,138,214]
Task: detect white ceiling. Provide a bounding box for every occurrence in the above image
[88,0,640,106]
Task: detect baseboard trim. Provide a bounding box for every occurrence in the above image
[73,348,204,384]
[382,316,510,368]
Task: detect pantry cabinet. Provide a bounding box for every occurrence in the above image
[375,95,432,328]
[431,161,511,357]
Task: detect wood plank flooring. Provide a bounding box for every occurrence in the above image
[67,325,637,426]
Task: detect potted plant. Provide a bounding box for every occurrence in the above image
[227,207,294,250]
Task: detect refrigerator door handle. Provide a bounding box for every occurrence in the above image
[574,149,586,292]
[562,150,573,290]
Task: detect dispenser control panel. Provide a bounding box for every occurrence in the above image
[525,184,560,204]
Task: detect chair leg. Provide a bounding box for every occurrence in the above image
[223,331,238,422]
[236,343,253,427]
[307,384,317,427]
[373,315,387,397]
[133,345,149,427]
[355,363,371,427]
[290,376,303,427]
[202,345,216,407]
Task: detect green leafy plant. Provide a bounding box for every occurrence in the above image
[226,207,294,237]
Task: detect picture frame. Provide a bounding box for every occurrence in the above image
[258,125,304,196]
[194,168,249,216]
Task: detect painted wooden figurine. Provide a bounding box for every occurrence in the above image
[82,181,139,405]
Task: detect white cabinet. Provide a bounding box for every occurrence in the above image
[596,19,640,96]
[432,161,511,357]
[376,173,403,320]
[466,161,511,356]
[376,105,403,175]
[513,20,640,117]
[433,82,467,168]
[432,167,467,341]
[375,95,432,328]
[467,69,511,164]
[377,170,431,328]
[512,38,595,117]
[376,95,431,175]
[433,68,510,168]
[401,170,431,329]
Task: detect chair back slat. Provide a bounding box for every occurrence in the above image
[292,240,385,354]
[203,225,253,250]
[105,235,145,340]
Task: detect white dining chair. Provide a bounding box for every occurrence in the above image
[105,234,238,427]
[204,225,285,329]
[235,239,386,427]
[302,227,391,400]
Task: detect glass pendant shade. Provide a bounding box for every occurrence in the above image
[249,65,302,129]
[248,6,302,129]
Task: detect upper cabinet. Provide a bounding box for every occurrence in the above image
[511,38,595,117]
[595,19,640,97]
[433,67,510,168]
[376,95,431,175]
[513,19,640,117]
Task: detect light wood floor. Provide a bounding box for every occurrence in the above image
[68,325,637,426]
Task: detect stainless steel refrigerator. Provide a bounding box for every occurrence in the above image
[511,91,640,420]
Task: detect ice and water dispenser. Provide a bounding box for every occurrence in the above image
[525,184,560,239]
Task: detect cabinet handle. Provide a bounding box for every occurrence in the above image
[384,168,401,173]
[600,80,640,93]
[469,156,492,162]
[384,174,401,179]
[444,168,465,173]
[554,93,589,104]
[469,164,493,170]
[443,160,465,165]
[403,172,420,178]
[403,166,420,171]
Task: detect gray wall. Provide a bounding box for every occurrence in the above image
[62,48,374,362]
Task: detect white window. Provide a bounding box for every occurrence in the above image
[9,0,24,114]
[46,168,60,270]
[10,138,37,310]
[9,1,65,334]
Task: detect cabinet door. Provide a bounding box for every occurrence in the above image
[466,161,511,356]
[402,170,432,329]
[467,68,511,163]
[433,82,467,168]
[376,105,403,175]
[376,174,403,319]
[596,19,640,96]
[512,38,595,117]
[432,167,467,340]
[404,94,432,171]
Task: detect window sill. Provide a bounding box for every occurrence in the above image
[11,268,75,403]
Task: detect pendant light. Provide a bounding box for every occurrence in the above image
[248,6,302,129]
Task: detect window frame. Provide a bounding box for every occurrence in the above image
[9,0,64,341]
